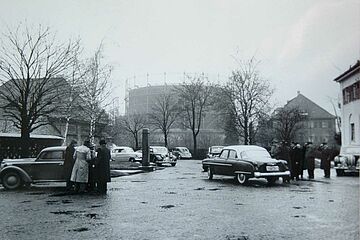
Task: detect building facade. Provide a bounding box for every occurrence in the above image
[282,92,336,145]
[334,60,360,156]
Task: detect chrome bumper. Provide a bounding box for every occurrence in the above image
[254,171,290,177]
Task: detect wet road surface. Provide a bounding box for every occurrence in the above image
[0,160,359,240]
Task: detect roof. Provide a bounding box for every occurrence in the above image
[334,60,360,82]
[284,93,335,119]
[41,146,67,152]
[224,145,266,152]
[0,133,64,139]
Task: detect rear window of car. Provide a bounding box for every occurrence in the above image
[39,150,64,160]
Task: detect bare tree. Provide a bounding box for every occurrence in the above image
[223,58,274,145]
[148,92,179,147]
[80,45,112,143]
[119,113,147,149]
[273,107,307,143]
[176,75,214,157]
[0,25,80,156]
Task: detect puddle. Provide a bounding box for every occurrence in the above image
[329,199,334,202]
[20,200,31,203]
[46,200,59,205]
[160,205,175,209]
[226,234,249,240]
[62,200,73,204]
[141,202,148,204]
[26,192,46,195]
[51,210,85,215]
[131,180,147,183]
[293,206,302,209]
[208,188,221,191]
[70,227,89,232]
[91,205,103,208]
[164,191,177,194]
[235,203,244,206]
[293,215,306,218]
[194,187,205,191]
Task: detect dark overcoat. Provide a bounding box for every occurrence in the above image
[95,147,111,182]
[320,147,331,170]
[63,145,76,180]
[305,146,316,171]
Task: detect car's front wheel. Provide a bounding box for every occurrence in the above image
[336,169,345,176]
[207,167,213,180]
[171,163,176,167]
[236,173,248,185]
[2,171,23,190]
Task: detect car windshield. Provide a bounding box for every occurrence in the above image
[242,150,271,159]
[178,148,189,153]
[210,146,223,153]
[151,147,168,154]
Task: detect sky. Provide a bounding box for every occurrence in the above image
[0,0,359,114]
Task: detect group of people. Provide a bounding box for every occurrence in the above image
[63,139,111,194]
[270,141,336,181]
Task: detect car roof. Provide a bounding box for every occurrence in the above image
[223,145,266,153]
[41,146,67,152]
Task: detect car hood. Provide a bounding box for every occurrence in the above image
[2,158,37,164]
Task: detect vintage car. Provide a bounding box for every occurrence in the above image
[0,146,67,190]
[171,147,192,159]
[202,145,290,184]
[333,154,359,176]
[111,146,142,162]
[150,146,177,166]
[206,146,224,158]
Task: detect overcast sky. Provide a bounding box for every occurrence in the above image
[1,0,359,114]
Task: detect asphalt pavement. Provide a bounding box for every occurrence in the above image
[0,160,359,240]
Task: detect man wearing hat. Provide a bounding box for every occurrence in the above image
[63,140,77,191]
[94,139,111,194]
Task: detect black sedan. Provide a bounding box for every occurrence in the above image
[0,146,66,190]
[202,145,290,184]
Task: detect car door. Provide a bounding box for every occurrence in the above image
[31,150,65,181]
[213,149,231,174]
[224,149,238,175]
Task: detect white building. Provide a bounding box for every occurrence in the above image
[334,60,360,157]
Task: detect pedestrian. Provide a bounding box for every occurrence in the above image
[304,142,316,179]
[277,141,291,183]
[320,143,332,178]
[70,140,92,193]
[94,139,111,194]
[63,140,77,191]
[290,143,302,180]
[87,143,97,192]
[299,143,308,179]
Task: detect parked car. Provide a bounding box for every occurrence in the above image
[0,146,67,190]
[333,154,359,176]
[150,146,177,166]
[202,145,290,184]
[171,147,192,159]
[111,146,142,162]
[206,146,224,158]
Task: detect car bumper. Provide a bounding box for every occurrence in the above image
[334,166,359,171]
[253,171,290,178]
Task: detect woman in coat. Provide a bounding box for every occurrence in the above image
[70,140,92,193]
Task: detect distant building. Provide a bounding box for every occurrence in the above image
[334,60,360,156]
[126,85,225,149]
[282,92,336,145]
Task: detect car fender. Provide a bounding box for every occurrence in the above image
[233,160,256,175]
[0,166,32,183]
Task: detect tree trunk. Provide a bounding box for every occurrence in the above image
[20,126,31,157]
[135,132,139,150]
[63,117,70,146]
[164,132,168,148]
[192,132,197,159]
[89,117,95,144]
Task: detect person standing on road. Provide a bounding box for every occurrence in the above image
[277,141,291,183]
[94,139,111,194]
[290,143,302,180]
[304,142,316,179]
[63,140,77,191]
[70,140,92,193]
[320,143,332,178]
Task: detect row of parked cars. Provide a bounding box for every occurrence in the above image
[110,146,193,168]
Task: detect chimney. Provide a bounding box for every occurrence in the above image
[297,91,300,95]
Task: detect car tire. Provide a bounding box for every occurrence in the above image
[2,171,23,190]
[336,169,345,176]
[236,173,248,185]
[171,163,176,167]
[129,157,135,162]
[267,177,277,184]
[207,167,213,180]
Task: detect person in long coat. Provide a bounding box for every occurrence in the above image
[304,142,316,179]
[94,140,111,194]
[70,140,92,193]
[290,143,303,180]
[320,143,332,178]
[63,140,77,191]
[277,141,291,182]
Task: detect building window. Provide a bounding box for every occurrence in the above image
[351,123,355,141]
[322,121,328,128]
[343,80,360,105]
